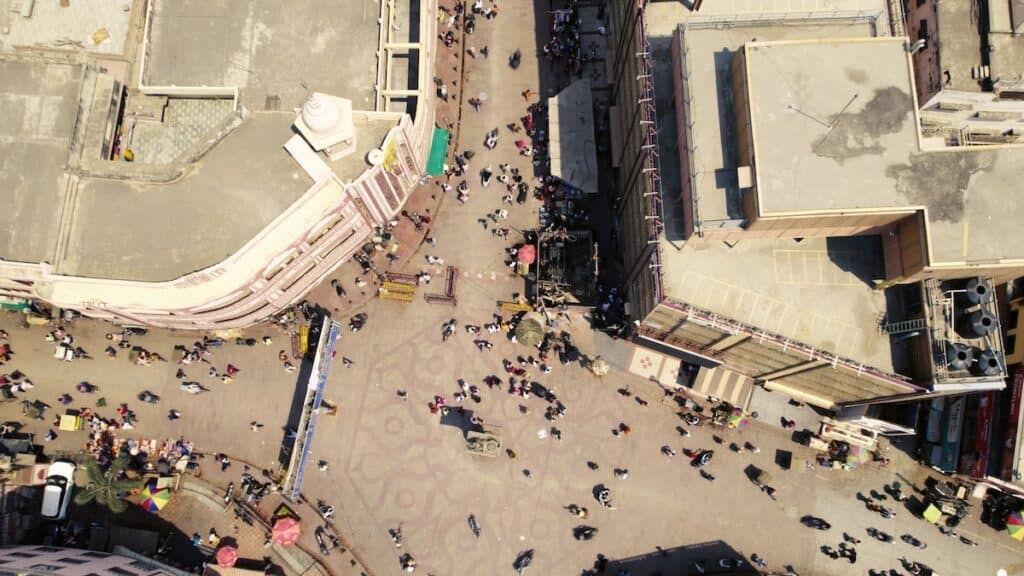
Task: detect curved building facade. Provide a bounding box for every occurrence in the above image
[0,0,438,330]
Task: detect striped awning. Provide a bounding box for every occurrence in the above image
[692,366,754,410]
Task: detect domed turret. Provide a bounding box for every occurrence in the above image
[301,94,342,134]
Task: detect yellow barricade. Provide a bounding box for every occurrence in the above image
[498,301,533,312]
[380,290,415,303]
[382,281,417,294]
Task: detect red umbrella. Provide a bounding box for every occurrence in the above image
[272,517,301,546]
[517,244,537,264]
[215,546,238,567]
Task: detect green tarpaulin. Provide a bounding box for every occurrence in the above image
[426,126,450,176]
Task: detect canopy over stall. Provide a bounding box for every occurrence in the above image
[548,79,597,193]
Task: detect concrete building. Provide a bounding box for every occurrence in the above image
[906,0,1024,104]
[608,0,1017,411]
[0,546,188,576]
[0,0,440,329]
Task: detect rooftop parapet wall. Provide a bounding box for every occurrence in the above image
[0,0,439,329]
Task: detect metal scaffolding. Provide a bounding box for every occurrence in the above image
[635,0,665,302]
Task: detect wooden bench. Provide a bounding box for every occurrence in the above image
[444,266,458,297]
[424,293,457,306]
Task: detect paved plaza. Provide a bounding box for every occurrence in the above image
[1,300,1021,575]
[0,1,1022,576]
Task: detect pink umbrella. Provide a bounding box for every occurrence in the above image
[517,244,536,264]
[272,517,301,546]
[215,546,238,568]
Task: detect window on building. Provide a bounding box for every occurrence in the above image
[28,563,63,572]
[919,19,929,41]
[81,552,109,559]
[57,557,90,565]
[917,0,926,6]
[107,567,137,576]
[9,551,38,558]
[34,548,63,553]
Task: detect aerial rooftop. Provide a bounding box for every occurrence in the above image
[737,37,1024,267]
[0,0,409,283]
[0,60,81,265]
[743,38,920,216]
[142,0,381,111]
[673,22,1024,268]
[660,236,896,373]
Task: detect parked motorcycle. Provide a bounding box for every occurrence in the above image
[573,526,597,541]
[900,534,926,549]
[801,516,832,530]
[513,549,533,575]
[138,391,160,404]
[349,313,368,333]
[866,527,893,543]
[315,527,330,555]
[180,382,207,395]
[484,129,498,150]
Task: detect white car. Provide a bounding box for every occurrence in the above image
[40,460,75,521]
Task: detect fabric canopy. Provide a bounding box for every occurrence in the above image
[215,546,239,567]
[272,517,301,546]
[548,79,597,193]
[426,126,451,176]
[517,244,536,264]
[139,482,170,512]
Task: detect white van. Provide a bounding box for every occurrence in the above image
[40,460,75,520]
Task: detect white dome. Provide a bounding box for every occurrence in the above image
[301,94,341,134]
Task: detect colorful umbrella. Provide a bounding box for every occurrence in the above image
[517,244,537,265]
[922,503,942,524]
[215,546,238,568]
[844,445,873,468]
[1007,510,1024,541]
[727,407,749,429]
[272,516,301,546]
[139,483,171,512]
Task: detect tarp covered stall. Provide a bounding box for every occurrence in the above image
[426,126,451,176]
[548,79,597,193]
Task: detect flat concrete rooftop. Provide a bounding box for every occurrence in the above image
[743,38,1024,266]
[144,0,381,111]
[660,235,894,372]
[935,0,985,92]
[674,25,1024,266]
[0,60,80,265]
[745,38,919,215]
[642,0,890,37]
[0,0,132,55]
[60,114,311,282]
[669,20,879,230]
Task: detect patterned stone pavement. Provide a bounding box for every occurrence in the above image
[130,98,237,166]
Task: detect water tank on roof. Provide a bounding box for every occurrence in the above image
[973,349,1002,377]
[959,310,997,339]
[946,343,973,371]
[964,278,992,305]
